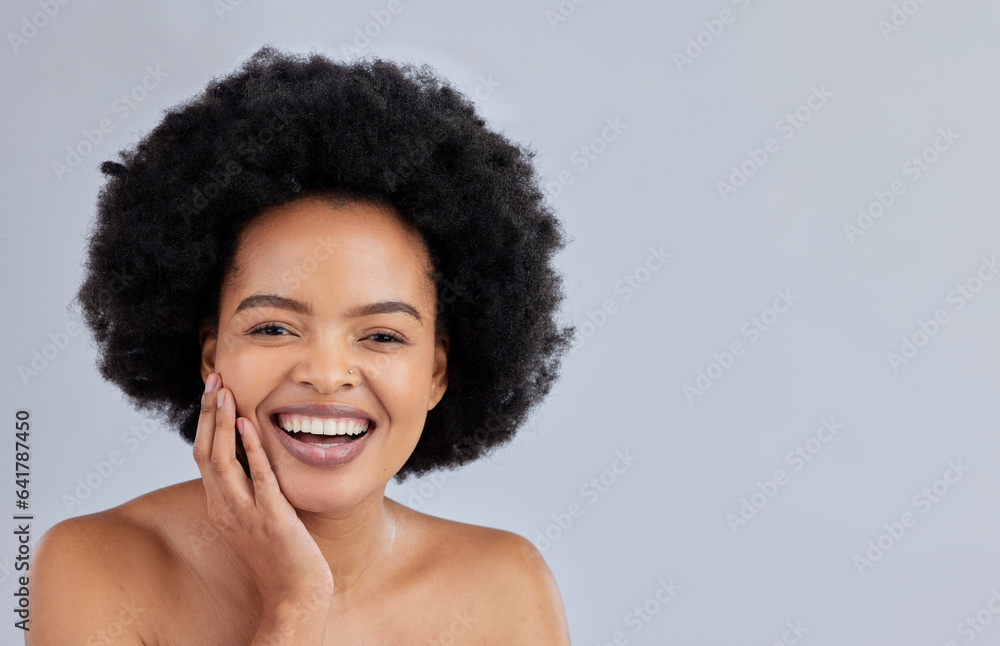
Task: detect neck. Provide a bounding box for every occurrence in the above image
[296,489,397,595]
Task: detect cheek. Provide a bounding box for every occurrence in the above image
[214,339,276,420]
[365,348,434,409]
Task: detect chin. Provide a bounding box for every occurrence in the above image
[276,471,375,513]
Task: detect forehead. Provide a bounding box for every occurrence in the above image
[223,196,435,307]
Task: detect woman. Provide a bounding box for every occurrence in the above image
[28,46,575,644]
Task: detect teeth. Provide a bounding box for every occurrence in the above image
[275,413,370,436]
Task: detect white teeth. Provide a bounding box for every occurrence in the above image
[276,413,370,436]
[322,418,340,436]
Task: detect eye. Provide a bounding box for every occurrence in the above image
[369,330,406,344]
[247,322,291,336]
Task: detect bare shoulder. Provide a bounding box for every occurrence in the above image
[26,480,204,645]
[26,507,167,644]
[391,499,572,645]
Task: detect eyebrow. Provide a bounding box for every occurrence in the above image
[233,294,423,325]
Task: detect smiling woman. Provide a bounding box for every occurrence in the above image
[26,46,575,645]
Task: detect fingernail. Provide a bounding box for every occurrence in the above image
[217,389,226,409]
[204,373,219,393]
[236,419,244,436]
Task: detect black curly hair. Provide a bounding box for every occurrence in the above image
[76,45,575,480]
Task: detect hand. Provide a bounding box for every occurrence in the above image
[192,372,335,612]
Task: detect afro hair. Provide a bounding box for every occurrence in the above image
[76,45,575,480]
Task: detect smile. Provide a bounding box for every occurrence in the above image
[275,413,370,445]
[269,412,376,467]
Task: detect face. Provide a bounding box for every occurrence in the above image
[199,195,448,512]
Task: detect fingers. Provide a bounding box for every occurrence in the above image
[191,373,221,470]
[236,416,284,506]
[192,373,251,507]
[212,387,253,503]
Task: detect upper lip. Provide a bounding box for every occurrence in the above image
[268,402,377,426]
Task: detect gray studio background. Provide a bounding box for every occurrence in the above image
[3,1,1000,644]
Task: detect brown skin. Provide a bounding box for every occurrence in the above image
[26,196,571,645]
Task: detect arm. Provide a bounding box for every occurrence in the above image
[494,534,572,645]
[26,517,147,645]
[194,374,333,645]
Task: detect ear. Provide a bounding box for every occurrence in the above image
[427,331,449,411]
[199,325,218,385]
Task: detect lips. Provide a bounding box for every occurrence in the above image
[265,402,378,467]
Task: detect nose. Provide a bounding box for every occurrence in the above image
[289,332,359,392]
